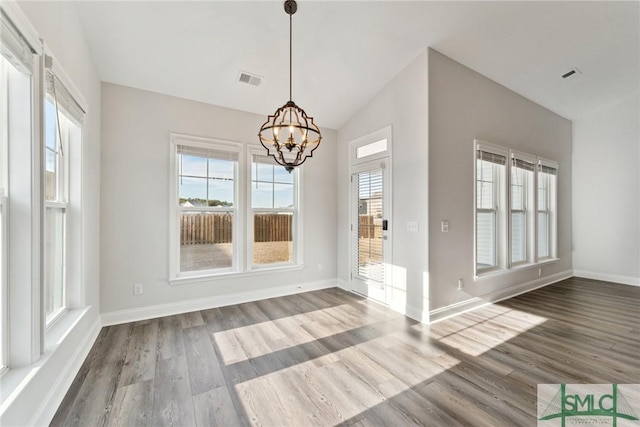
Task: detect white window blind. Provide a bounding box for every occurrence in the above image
[177,144,240,162]
[354,169,384,285]
[538,164,557,175]
[45,68,85,127]
[477,150,506,165]
[0,9,35,73]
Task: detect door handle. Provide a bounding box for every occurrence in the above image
[382,220,388,231]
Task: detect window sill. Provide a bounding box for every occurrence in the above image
[475,258,559,281]
[44,307,91,351]
[0,307,91,413]
[170,264,304,285]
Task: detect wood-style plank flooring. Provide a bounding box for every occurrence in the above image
[51,277,640,426]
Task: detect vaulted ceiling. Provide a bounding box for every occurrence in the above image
[75,1,639,129]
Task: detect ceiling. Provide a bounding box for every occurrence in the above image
[74,1,639,130]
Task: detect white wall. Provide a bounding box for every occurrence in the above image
[337,50,430,321]
[2,2,101,426]
[573,94,640,285]
[100,83,337,318]
[428,49,573,317]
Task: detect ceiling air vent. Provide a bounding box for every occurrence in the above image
[238,71,263,86]
[561,68,581,80]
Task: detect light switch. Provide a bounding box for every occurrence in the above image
[441,220,449,232]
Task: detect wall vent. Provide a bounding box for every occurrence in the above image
[561,68,581,80]
[238,71,263,86]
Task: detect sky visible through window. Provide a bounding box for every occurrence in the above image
[178,155,294,208]
[45,100,57,174]
[252,161,293,209]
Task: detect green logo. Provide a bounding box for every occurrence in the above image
[538,384,639,427]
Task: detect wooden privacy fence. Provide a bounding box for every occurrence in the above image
[254,213,292,243]
[181,213,233,244]
[180,212,292,245]
[358,215,382,239]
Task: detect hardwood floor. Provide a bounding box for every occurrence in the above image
[51,277,640,426]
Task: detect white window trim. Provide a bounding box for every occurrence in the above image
[0,195,7,375]
[536,157,558,262]
[169,134,243,281]
[169,135,304,284]
[474,140,508,276]
[350,125,392,165]
[246,146,302,272]
[508,150,536,268]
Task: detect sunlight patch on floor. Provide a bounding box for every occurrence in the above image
[213,303,391,363]
[433,306,548,357]
[232,326,462,426]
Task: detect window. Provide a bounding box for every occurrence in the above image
[475,147,506,272]
[510,155,534,265]
[0,52,11,373]
[356,138,387,159]
[251,154,297,267]
[43,67,83,326]
[1,8,37,371]
[177,143,239,274]
[537,161,557,260]
[170,135,302,281]
[474,140,558,276]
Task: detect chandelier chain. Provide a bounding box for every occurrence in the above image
[289,11,292,102]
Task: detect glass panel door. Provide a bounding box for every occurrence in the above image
[350,160,390,304]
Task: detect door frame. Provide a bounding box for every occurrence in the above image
[348,126,392,304]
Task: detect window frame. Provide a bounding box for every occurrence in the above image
[536,158,558,261]
[0,194,6,374]
[169,136,305,284]
[474,141,508,275]
[474,140,559,279]
[0,53,9,373]
[169,134,242,280]
[508,151,536,267]
[247,147,301,271]
[41,48,87,338]
[0,4,88,383]
[43,93,74,327]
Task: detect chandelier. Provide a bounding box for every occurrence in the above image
[258,0,322,173]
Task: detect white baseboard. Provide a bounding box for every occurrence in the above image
[428,269,573,324]
[336,278,349,291]
[573,270,639,287]
[102,279,338,326]
[29,317,101,427]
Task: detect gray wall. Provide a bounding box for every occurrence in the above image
[337,50,430,320]
[428,49,573,312]
[100,83,337,314]
[573,94,639,285]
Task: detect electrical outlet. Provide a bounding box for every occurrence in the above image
[406,222,419,232]
[134,283,143,295]
[318,263,323,272]
[457,279,464,290]
[538,268,542,277]
[441,220,449,233]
